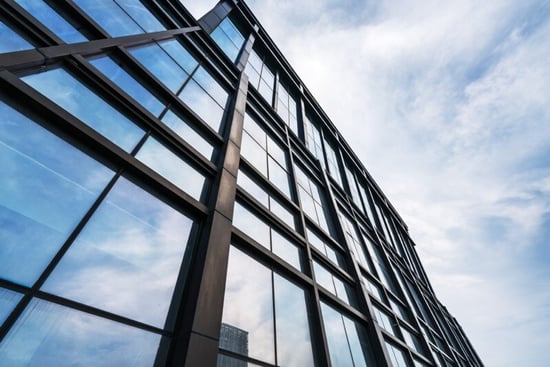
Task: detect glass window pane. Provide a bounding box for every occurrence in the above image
[217,354,262,367]
[241,132,268,176]
[269,197,295,228]
[232,203,270,248]
[129,43,188,93]
[0,101,114,286]
[211,27,238,61]
[73,0,143,37]
[274,274,314,367]
[192,67,229,108]
[237,170,269,207]
[178,79,224,132]
[243,113,266,148]
[23,68,145,152]
[0,21,32,52]
[268,157,290,197]
[42,177,194,328]
[116,0,165,33]
[90,56,165,117]
[0,288,23,325]
[135,137,205,200]
[271,230,300,270]
[342,316,371,367]
[15,0,87,43]
[320,303,354,366]
[161,109,213,160]
[220,247,275,364]
[0,299,160,366]
[159,40,198,74]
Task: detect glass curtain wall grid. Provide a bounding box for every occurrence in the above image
[0,1,483,367]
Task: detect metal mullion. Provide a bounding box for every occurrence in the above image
[3,0,66,46]
[0,170,121,344]
[0,27,200,71]
[0,70,208,218]
[35,289,168,336]
[231,230,313,289]
[239,161,301,213]
[218,349,277,367]
[236,187,302,246]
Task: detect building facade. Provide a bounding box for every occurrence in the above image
[0,1,483,366]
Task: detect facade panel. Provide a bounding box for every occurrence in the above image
[0,1,482,366]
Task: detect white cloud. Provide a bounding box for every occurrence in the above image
[246,0,550,366]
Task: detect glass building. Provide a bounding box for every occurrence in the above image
[0,1,483,366]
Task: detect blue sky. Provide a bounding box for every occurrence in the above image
[182,1,550,365]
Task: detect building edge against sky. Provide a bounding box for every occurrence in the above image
[0,0,483,366]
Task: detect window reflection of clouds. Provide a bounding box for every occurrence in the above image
[221,246,275,363]
[42,177,194,328]
[0,299,160,366]
[15,0,87,43]
[73,0,143,36]
[90,57,165,117]
[161,109,213,160]
[0,21,32,52]
[0,102,114,286]
[221,247,313,366]
[135,137,205,200]
[321,302,371,367]
[130,43,188,93]
[273,274,315,366]
[23,68,145,152]
[178,79,225,132]
[0,288,23,324]
[233,203,300,270]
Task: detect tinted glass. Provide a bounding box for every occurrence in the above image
[0,288,23,325]
[130,43,188,93]
[117,0,165,33]
[161,109,213,160]
[73,0,143,36]
[0,21,32,52]
[160,40,198,74]
[321,303,354,366]
[233,202,270,247]
[178,78,225,132]
[220,247,275,363]
[274,274,314,366]
[90,56,165,116]
[0,102,114,286]
[135,137,205,200]
[42,177,194,328]
[15,0,86,43]
[0,299,160,366]
[271,230,301,270]
[23,68,145,152]
[211,18,245,62]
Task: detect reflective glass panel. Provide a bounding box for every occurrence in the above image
[268,157,291,197]
[0,102,114,286]
[324,138,343,187]
[160,40,198,74]
[271,230,300,270]
[217,354,262,367]
[0,299,160,366]
[320,303,354,366]
[129,43,188,93]
[220,247,275,363]
[42,177,194,328]
[15,0,87,43]
[320,303,372,367]
[116,0,165,33]
[211,18,245,62]
[373,306,396,336]
[237,170,269,207]
[240,132,268,176]
[0,21,32,52]
[233,202,270,248]
[295,165,331,234]
[73,0,143,36]
[274,274,314,366]
[161,109,213,160]
[178,78,225,132]
[23,68,145,152]
[0,288,23,325]
[385,342,408,367]
[135,137,205,200]
[90,56,165,117]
